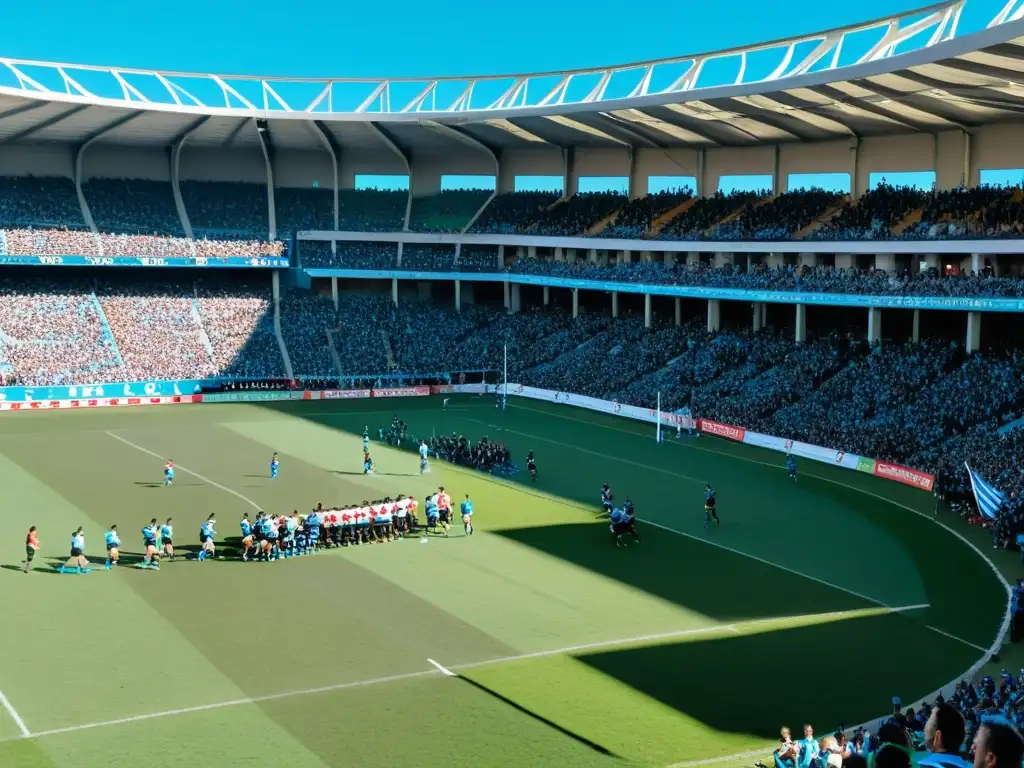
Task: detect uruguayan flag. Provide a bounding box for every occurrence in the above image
[966,463,1007,521]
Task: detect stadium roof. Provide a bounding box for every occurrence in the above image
[0,0,1023,154]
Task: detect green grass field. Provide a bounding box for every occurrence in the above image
[0,395,1011,768]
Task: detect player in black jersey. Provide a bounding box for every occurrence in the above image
[526,450,537,481]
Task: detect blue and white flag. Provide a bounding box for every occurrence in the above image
[966,463,1007,521]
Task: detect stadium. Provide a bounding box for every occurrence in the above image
[1,1,1024,766]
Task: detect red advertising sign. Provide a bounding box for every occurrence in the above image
[698,419,746,442]
[874,461,935,492]
[371,387,430,398]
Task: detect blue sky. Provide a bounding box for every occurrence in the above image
[0,0,1000,79]
[0,0,1014,195]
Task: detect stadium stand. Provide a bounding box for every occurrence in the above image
[409,190,492,232]
[83,178,184,236]
[469,191,562,234]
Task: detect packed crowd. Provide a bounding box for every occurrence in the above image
[82,179,183,236]
[6,271,1024,508]
[712,189,844,241]
[659,190,766,240]
[469,191,562,234]
[598,189,693,239]
[771,694,1024,768]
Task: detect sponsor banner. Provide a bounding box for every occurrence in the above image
[507,384,696,429]
[432,384,488,395]
[372,387,430,398]
[856,457,877,475]
[0,395,199,411]
[0,379,203,403]
[321,389,372,400]
[699,419,746,442]
[0,254,289,269]
[741,431,862,471]
[874,461,935,492]
[201,391,303,403]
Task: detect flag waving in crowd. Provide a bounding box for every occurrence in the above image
[966,462,1007,521]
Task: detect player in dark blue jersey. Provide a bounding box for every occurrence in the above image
[704,484,720,528]
[786,455,797,481]
[600,483,613,514]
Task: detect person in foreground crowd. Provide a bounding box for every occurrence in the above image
[973,718,1024,768]
[920,703,970,768]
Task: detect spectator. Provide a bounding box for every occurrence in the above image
[972,718,1024,768]
[921,704,970,768]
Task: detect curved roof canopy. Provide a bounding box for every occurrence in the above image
[0,0,1023,152]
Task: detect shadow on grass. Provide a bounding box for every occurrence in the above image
[2,563,63,576]
[493,521,868,624]
[572,612,966,741]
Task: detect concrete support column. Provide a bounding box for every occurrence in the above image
[503,281,510,311]
[708,299,721,332]
[799,252,817,269]
[498,245,506,268]
[621,250,632,263]
[554,247,564,262]
[972,252,981,274]
[753,302,763,332]
[611,291,619,318]
[835,254,854,270]
[331,277,339,310]
[511,284,521,313]
[912,309,920,343]
[767,253,784,269]
[674,297,682,326]
[644,294,652,328]
[686,251,700,266]
[867,307,881,344]
[572,288,579,319]
[391,278,398,306]
[455,280,461,313]
[588,249,598,264]
[875,254,895,272]
[663,251,675,266]
[543,285,550,306]
[566,248,577,262]
[967,312,982,353]
[921,253,940,272]
[527,245,537,260]
[713,252,733,268]
[795,304,807,344]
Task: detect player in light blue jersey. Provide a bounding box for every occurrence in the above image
[240,513,254,561]
[161,518,175,561]
[60,526,91,573]
[362,428,370,453]
[419,441,430,475]
[198,514,216,561]
[307,505,323,552]
[704,484,720,529]
[140,519,160,569]
[284,511,299,557]
[460,495,474,536]
[270,453,279,479]
[104,525,121,569]
[424,495,439,535]
[163,460,175,487]
[786,455,797,481]
[363,452,375,475]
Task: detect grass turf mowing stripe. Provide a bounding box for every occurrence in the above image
[1,603,925,744]
[104,430,262,510]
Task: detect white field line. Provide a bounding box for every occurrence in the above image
[0,689,30,737]
[427,658,456,677]
[2,603,925,744]
[464,414,889,609]
[104,430,262,511]
[512,399,1015,712]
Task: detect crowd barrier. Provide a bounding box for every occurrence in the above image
[0,379,934,493]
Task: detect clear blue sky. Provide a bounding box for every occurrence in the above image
[0,0,1011,195]
[0,0,999,79]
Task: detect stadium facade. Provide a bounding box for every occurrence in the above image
[0,0,1022,358]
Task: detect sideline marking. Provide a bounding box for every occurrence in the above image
[509,400,1013,695]
[0,689,30,737]
[464,414,889,608]
[104,431,262,511]
[427,658,456,677]
[2,604,925,744]
[925,625,990,653]
[465,416,706,486]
